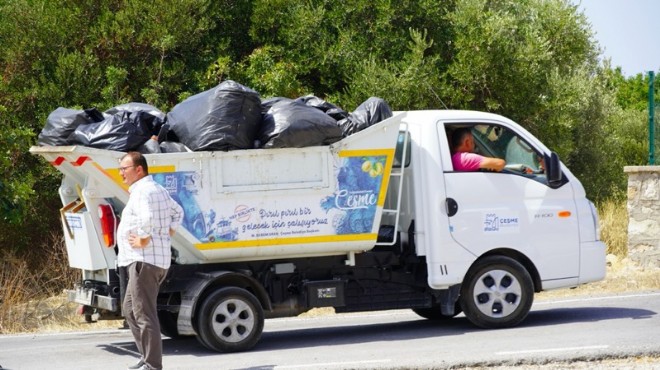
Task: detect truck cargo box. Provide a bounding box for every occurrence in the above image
[30,113,405,266]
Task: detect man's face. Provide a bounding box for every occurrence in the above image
[465,132,475,152]
[119,157,141,186]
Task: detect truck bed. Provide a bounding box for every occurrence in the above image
[30,113,404,266]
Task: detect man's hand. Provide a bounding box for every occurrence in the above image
[480,157,506,172]
[128,233,151,248]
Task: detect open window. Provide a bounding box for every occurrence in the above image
[447,124,566,187]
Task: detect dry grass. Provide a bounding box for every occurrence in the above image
[598,198,628,257]
[0,232,80,334]
[1,200,657,334]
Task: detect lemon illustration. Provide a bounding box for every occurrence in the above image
[373,162,384,175]
[361,160,372,172]
[369,162,384,177]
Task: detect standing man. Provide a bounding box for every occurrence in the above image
[450,127,506,172]
[117,152,184,370]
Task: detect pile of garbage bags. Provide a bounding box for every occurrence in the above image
[37,80,393,153]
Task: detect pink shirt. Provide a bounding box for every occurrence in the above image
[452,152,484,171]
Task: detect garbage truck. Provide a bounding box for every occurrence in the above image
[30,110,606,353]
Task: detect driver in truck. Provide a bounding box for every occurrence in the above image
[450,127,506,172]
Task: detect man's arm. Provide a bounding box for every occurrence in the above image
[480,157,506,171]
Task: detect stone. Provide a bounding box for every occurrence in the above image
[625,166,660,268]
[640,179,659,200]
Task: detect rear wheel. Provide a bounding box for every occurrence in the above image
[195,287,264,353]
[460,256,533,329]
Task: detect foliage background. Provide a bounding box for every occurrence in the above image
[0,0,656,296]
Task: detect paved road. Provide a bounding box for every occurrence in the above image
[1,291,658,370]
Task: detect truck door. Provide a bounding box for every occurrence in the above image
[441,122,579,282]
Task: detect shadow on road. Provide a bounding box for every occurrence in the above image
[97,335,214,361]
[524,306,656,327]
[257,316,474,352]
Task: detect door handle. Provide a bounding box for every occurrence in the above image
[446,198,458,217]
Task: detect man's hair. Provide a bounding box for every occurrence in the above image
[122,151,149,175]
[450,127,472,151]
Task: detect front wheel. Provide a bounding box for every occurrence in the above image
[195,287,264,353]
[460,256,533,329]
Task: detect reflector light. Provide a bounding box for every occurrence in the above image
[98,204,116,247]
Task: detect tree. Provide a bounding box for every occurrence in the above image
[440,0,598,118]
[0,0,650,260]
[245,0,453,103]
[0,0,251,252]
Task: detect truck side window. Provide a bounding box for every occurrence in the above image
[393,131,411,168]
[445,123,554,185]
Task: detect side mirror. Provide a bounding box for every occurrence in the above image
[544,151,562,188]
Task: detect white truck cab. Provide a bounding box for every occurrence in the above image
[31,109,606,352]
[385,110,605,326]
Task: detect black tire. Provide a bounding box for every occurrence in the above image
[460,256,533,329]
[195,287,264,353]
[157,310,181,339]
[413,303,462,320]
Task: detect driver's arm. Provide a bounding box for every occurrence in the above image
[480,157,506,171]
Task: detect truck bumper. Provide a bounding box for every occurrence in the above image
[579,240,607,284]
[67,286,118,312]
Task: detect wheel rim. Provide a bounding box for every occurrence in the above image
[210,298,256,343]
[471,269,522,318]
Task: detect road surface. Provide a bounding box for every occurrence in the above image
[0,291,658,369]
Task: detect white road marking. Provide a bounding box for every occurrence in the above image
[496,345,609,356]
[275,359,392,369]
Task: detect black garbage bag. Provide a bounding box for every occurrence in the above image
[259,100,343,148]
[167,80,262,151]
[339,97,393,136]
[138,138,162,154]
[261,97,292,113]
[105,102,166,120]
[69,110,163,152]
[295,95,349,121]
[37,107,106,146]
[159,141,190,153]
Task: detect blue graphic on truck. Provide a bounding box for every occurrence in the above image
[322,155,387,234]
